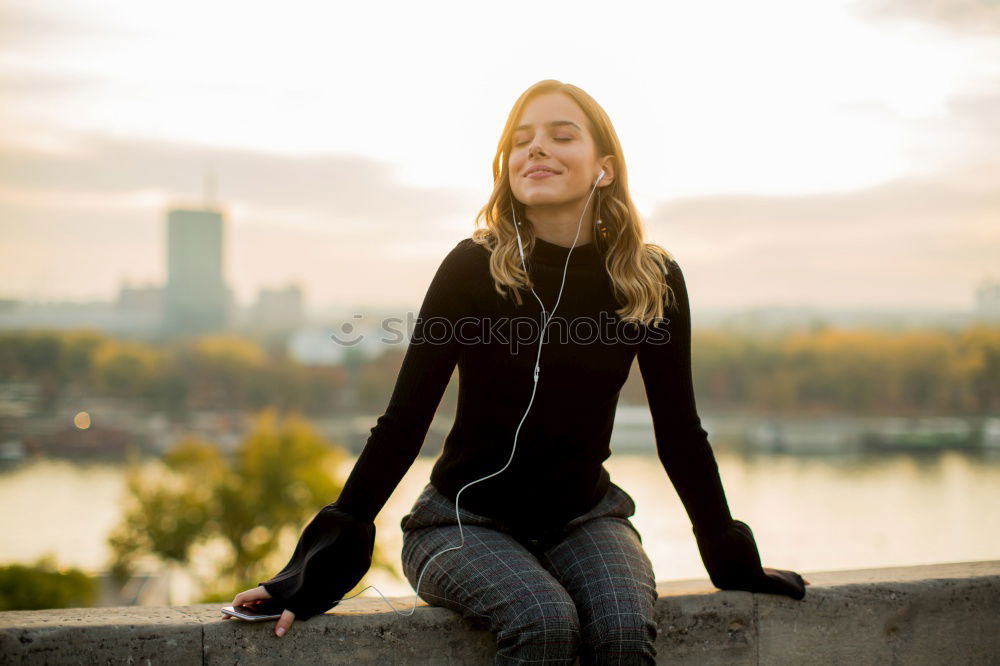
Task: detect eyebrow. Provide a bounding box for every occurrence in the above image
[514,120,582,132]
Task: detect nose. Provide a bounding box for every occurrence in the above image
[528,137,547,158]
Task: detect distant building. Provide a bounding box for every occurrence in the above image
[162,207,233,336]
[252,284,304,332]
[116,282,163,312]
[114,281,163,332]
[0,298,162,336]
[974,277,1000,323]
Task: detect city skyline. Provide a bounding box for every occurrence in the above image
[1,0,998,311]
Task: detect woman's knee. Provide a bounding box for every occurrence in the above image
[495,589,582,660]
[580,611,658,664]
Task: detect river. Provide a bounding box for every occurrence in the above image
[2,450,999,605]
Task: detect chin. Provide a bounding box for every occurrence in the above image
[515,190,572,207]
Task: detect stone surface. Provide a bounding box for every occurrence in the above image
[1,561,997,665]
[202,602,496,665]
[756,561,1000,666]
[0,606,202,665]
[654,582,756,665]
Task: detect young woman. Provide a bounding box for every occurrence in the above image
[229,79,809,663]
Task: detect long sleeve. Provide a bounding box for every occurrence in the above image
[637,259,734,538]
[332,240,469,523]
[637,258,805,600]
[259,505,375,619]
[259,240,472,619]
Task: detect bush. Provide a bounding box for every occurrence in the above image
[0,559,97,611]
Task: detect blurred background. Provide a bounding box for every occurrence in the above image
[1,0,998,611]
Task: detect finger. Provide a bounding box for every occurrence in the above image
[233,589,257,606]
[233,586,270,607]
[275,609,296,638]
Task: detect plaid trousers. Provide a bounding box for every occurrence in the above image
[400,481,658,665]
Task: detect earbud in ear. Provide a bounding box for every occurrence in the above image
[594,175,608,243]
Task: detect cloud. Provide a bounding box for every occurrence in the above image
[642,73,1000,310]
[0,3,130,51]
[644,163,999,309]
[0,5,126,101]
[942,86,1000,155]
[0,69,109,97]
[850,0,1000,36]
[0,130,481,235]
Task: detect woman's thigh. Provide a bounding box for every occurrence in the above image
[538,516,658,664]
[402,522,581,663]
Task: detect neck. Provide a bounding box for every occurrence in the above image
[525,197,597,247]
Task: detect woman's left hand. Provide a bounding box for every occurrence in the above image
[696,520,813,599]
[225,585,297,638]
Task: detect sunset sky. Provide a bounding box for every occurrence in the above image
[1,0,998,311]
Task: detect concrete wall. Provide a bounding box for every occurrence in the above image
[1,560,997,665]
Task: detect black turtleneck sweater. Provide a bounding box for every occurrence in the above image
[259,236,806,618]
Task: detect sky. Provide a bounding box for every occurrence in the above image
[1,0,998,311]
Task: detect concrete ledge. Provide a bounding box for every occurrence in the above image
[2,561,998,664]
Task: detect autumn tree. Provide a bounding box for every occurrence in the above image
[108,407,397,602]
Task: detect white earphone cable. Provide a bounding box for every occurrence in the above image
[328,171,605,616]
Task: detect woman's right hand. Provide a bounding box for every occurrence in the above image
[227,585,297,638]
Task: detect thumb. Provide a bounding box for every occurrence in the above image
[275,609,296,637]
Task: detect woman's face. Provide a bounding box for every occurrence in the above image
[508,92,605,213]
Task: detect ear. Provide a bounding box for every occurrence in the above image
[597,155,616,187]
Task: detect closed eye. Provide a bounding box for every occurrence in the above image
[513,136,572,147]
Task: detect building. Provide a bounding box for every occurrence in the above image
[974,277,1000,323]
[251,284,304,332]
[162,207,233,336]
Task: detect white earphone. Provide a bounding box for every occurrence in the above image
[330,167,608,616]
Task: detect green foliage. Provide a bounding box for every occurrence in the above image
[0,557,97,611]
[0,330,348,418]
[1,324,998,422]
[108,408,396,602]
[616,324,1000,416]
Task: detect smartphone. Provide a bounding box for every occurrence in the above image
[221,599,285,622]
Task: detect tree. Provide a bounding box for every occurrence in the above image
[108,407,398,602]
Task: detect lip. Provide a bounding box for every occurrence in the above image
[524,165,560,178]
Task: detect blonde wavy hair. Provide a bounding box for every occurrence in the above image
[471,79,678,327]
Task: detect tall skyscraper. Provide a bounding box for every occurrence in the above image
[163,207,232,336]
